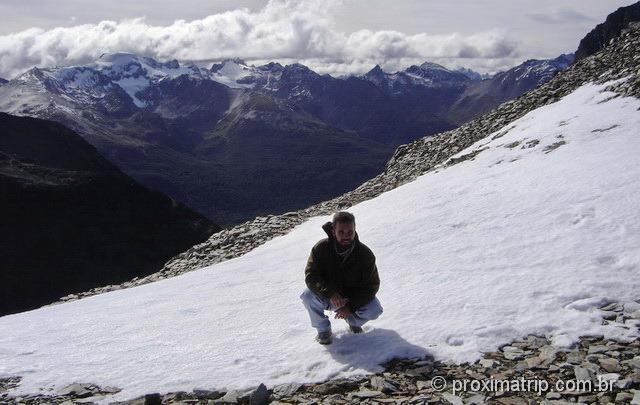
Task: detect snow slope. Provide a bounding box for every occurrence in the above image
[1,80,640,402]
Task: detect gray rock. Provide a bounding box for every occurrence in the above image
[249,383,269,405]
[574,366,594,382]
[600,302,623,312]
[578,394,597,403]
[442,393,464,405]
[541,401,586,405]
[525,336,549,349]
[405,365,434,376]
[587,345,610,355]
[416,380,432,390]
[479,359,499,369]
[144,393,163,405]
[370,376,398,393]
[616,392,634,403]
[57,383,94,398]
[627,356,640,369]
[214,390,241,404]
[465,393,486,404]
[272,382,302,397]
[193,389,223,399]
[348,389,382,399]
[524,355,545,369]
[616,379,633,389]
[598,357,621,372]
[565,351,583,365]
[502,346,528,360]
[494,396,528,405]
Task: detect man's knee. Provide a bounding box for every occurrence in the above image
[360,298,383,320]
[300,288,321,306]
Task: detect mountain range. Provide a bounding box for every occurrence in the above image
[0,52,571,225]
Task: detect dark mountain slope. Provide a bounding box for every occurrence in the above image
[0,113,219,315]
[574,1,640,61]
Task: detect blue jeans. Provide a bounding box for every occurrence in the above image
[300,288,383,333]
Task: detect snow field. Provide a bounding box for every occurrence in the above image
[0,80,639,402]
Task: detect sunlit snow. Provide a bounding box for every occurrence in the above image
[0,80,639,402]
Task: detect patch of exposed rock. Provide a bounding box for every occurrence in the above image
[53,22,640,305]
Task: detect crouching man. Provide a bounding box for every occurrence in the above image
[300,211,383,345]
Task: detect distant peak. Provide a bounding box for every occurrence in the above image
[97,52,141,64]
[418,61,450,71]
[228,58,247,65]
[257,62,284,72]
[95,53,178,70]
[454,67,490,81]
[210,58,248,73]
[367,65,385,74]
[285,63,311,71]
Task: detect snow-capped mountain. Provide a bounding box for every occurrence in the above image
[363,62,471,93]
[450,54,574,124]
[0,54,393,225]
[503,53,574,87]
[6,52,212,111]
[210,58,284,90]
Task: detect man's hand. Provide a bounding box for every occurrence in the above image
[330,293,348,309]
[334,306,352,319]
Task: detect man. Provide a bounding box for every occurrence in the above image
[300,211,383,345]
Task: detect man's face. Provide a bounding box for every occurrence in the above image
[333,221,355,247]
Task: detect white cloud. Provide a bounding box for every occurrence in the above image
[527,8,594,24]
[0,0,520,79]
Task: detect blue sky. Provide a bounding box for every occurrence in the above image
[0,0,634,78]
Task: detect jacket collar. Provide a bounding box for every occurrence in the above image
[322,221,360,243]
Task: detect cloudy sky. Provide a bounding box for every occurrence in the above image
[0,0,634,79]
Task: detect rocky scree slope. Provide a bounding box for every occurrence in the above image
[53,22,640,305]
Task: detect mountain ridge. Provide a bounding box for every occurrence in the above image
[0,112,220,316]
[574,1,640,61]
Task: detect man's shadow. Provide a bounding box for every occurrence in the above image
[323,328,433,373]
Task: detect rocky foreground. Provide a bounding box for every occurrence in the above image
[2,302,638,404]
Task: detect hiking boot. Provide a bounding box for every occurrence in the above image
[349,325,363,334]
[316,330,332,345]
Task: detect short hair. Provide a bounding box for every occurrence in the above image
[332,211,355,226]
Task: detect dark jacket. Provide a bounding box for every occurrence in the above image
[304,221,380,311]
